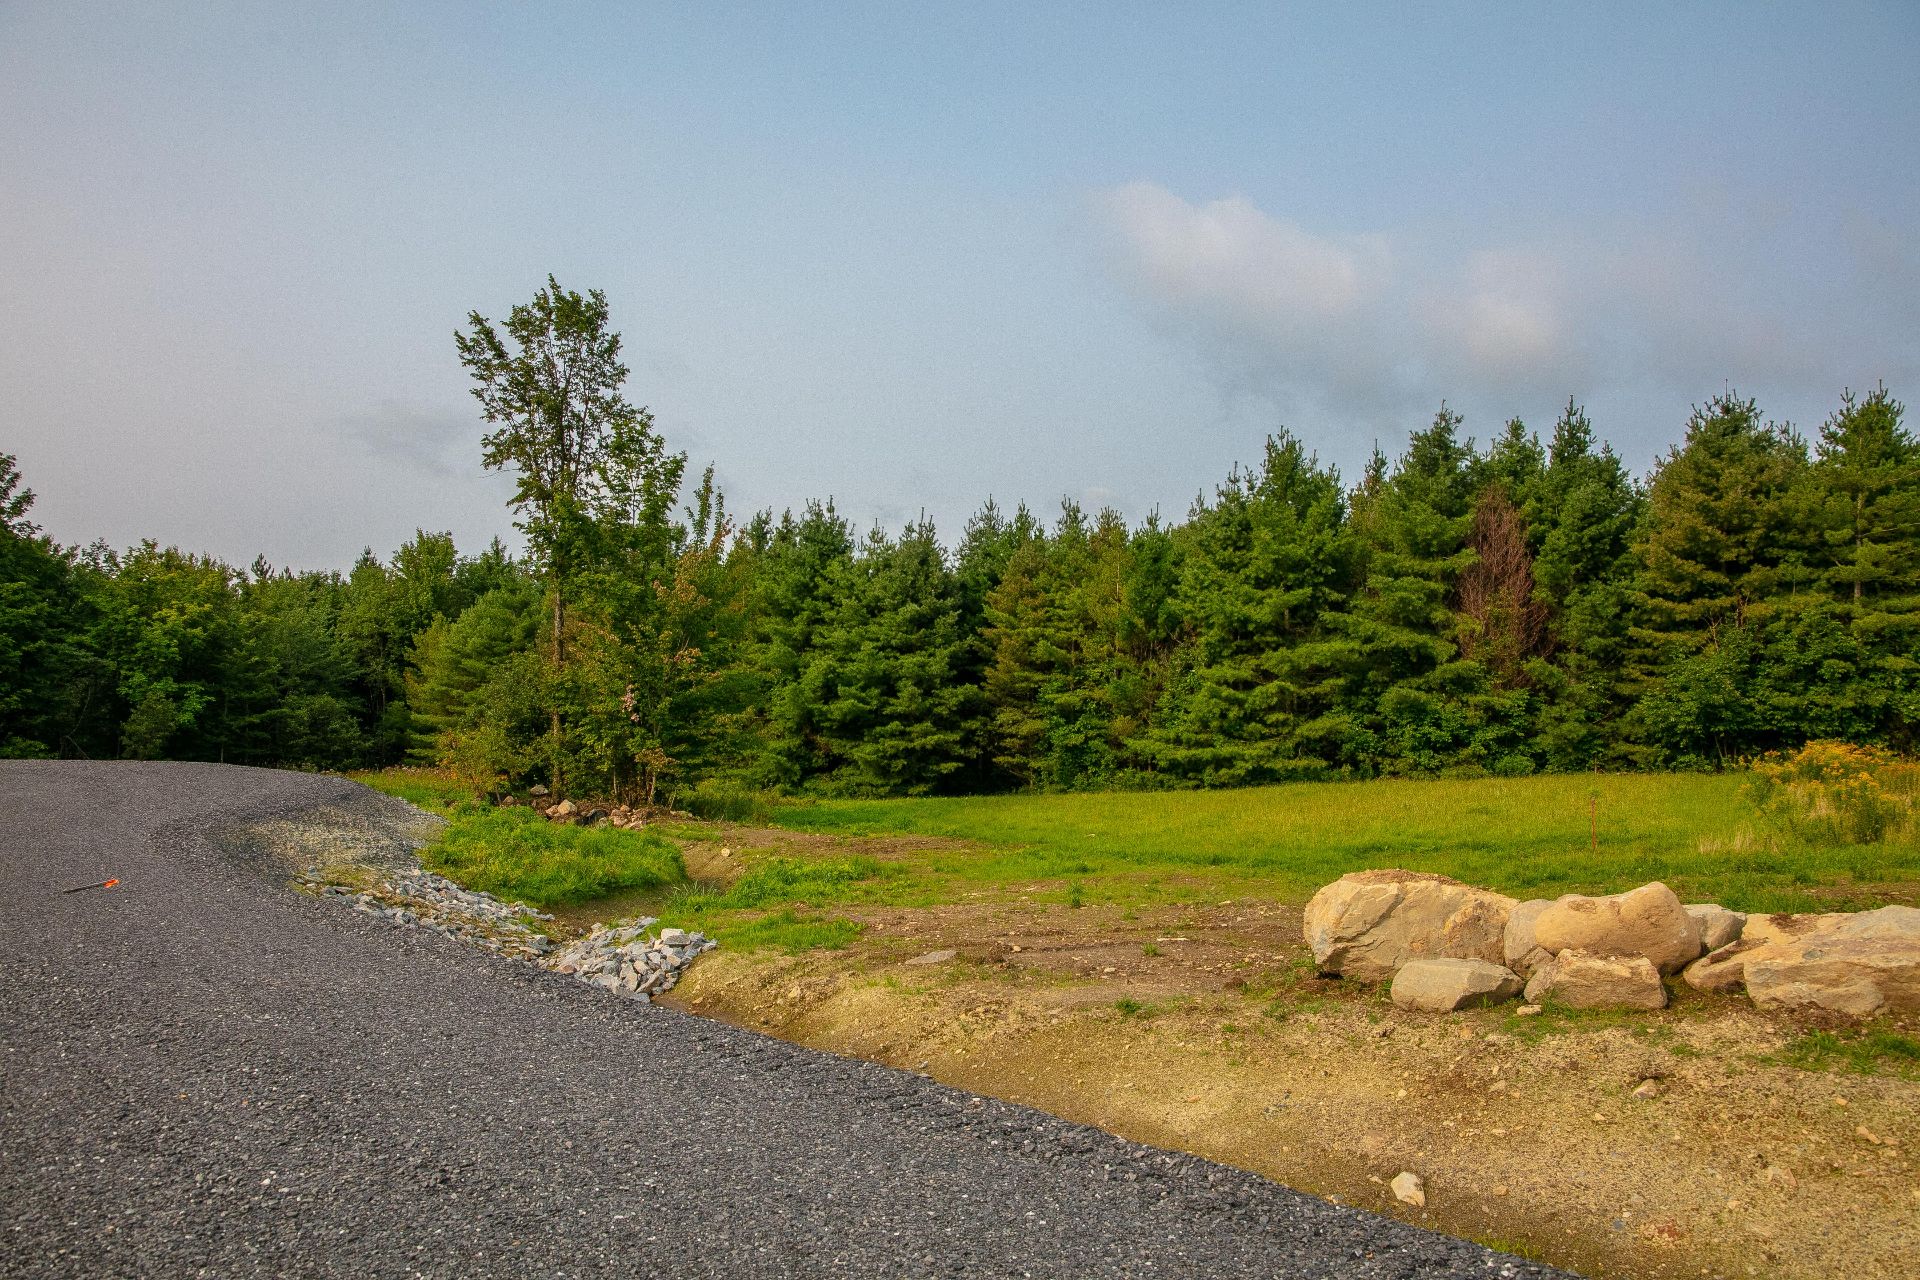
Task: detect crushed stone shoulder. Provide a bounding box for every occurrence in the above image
[0,761,1574,1279]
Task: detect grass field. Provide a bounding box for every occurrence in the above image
[771,771,1920,914]
[351,767,1920,939]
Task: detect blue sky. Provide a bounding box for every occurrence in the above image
[4,2,1916,568]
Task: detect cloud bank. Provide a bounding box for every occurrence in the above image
[1093,181,1915,447]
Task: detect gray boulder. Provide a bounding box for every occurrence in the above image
[1684,903,1747,952]
[1502,899,1556,976]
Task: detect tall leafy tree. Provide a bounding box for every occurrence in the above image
[0,454,111,757]
[456,276,681,789]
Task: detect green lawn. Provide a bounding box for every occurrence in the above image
[771,771,1920,914]
[348,766,1919,932]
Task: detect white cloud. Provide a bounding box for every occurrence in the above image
[1098,181,1388,335]
[1095,183,1598,426]
[1096,182,1920,470]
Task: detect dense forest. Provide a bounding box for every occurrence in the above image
[4,281,1916,801]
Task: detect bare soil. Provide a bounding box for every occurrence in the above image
[665,824,1920,1280]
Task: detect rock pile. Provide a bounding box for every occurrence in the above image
[1307,868,1919,1019]
[546,918,716,1002]
[313,868,555,961]
[525,797,690,830]
[310,870,715,1003]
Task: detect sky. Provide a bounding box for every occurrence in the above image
[3,2,1917,571]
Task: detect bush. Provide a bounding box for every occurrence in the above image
[423,807,686,907]
[1747,741,1919,845]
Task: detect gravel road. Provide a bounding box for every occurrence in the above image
[0,762,1573,1279]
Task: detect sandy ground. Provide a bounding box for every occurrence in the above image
[664,825,1920,1280]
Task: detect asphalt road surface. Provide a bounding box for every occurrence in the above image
[0,762,1572,1278]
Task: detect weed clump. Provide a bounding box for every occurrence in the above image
[683,781,779,824]
[718,909,863,954]
[1747,741,1918,845]
[670,856,886,913]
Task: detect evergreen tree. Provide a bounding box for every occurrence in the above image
[1630,393,1812,762]
[1338,407,1491,772]
[1138,431,1357,783]
[1525,401,1643,767]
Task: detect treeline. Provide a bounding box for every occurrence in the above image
[3,286,1914,798]
[6,389,1914,796]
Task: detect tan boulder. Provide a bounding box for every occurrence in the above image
[1745,906,1920,1017]
[1533,882,1703,975]
[1524,948,1668,1010]
[1502,899,1555,976]
[1681,911,1855,996]
[1684,904,1747,952]
[1747,911,1847,946]
[1303,870,1517,982]
[1390,957,1524,1012]
[1682,943,1751,994]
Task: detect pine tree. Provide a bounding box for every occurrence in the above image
[1525,401,1643,767]
[1138,431,1357,783]
[1338,407,1483,772]
[1630,393,1812,762]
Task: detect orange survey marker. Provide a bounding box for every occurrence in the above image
[63,878,119,893]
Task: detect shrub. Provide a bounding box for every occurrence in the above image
[1746,741,1919,845]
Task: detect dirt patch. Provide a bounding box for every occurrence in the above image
[660,825,1920,1280]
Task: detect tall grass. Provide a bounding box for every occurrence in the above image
[681,780,778,825]
[421,808,686,909]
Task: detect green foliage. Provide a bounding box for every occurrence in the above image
[421,807,686,907]
[8,317,1918,800]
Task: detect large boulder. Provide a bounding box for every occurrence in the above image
[1524,949,1668,1010]
[1533,882,1703,975]
[1684,904,1747,952]
[1303,870,1518,982]
[1503,899,1556,976]
[1681,912,1849,995]
[1744,906,1920,1017]
[1742,911,1847,948]
[1390,958,1523,1012]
